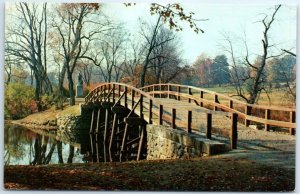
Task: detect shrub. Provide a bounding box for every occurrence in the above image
[5,83,38,119]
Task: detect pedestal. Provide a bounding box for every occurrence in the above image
[76,84,83,97]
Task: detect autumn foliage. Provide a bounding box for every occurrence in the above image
[5,83,38,119]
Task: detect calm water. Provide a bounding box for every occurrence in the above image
[4,124,102,165]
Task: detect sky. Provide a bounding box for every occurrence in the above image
[102,3,297,64]
[4,2,297,65]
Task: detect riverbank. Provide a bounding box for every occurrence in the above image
[10,104,81,131]
[4,155,294,191]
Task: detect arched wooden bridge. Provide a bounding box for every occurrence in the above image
[82,82,296,162]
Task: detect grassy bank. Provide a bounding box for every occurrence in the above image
[4,156,294,191]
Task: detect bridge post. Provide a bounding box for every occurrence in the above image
[159,105,163,125]
[188,111,192,133]
[108,84,111,102]
[200,91,204,107]
[124,87,128,108]
[160,85,162,98]
[265,109,270,131]
[118,85,121,99]
[177,86,181,101]
[206,112,212,139]
[245,105,250,127]
[172,108,176,129]
[229,99,233,109]
[188,88,192,103]
[289,111,295,135]
[112,84,115,104]
[131,90,135,109]
[231,113,238,149]
[214,94,218,111]
[139,95,143,119]
[149,99,153,124]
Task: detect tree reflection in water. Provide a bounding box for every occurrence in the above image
[4,124,78,165]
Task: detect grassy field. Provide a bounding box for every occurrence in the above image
[205,85,295,107]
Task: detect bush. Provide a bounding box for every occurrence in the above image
[5,83,38,119]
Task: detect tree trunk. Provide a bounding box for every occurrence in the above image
[57,141,64,164]
[67,145,74,163]
[67,69,75,106]
[59,65,67,97]
[34,73,42,111]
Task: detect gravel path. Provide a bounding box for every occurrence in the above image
[213,122,296,170]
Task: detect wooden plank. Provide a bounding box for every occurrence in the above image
[95,109,101,133]
[120,124,129,162]
[137,126,145,161]
[89,110,95,133]
[109,113,118,162]
[126,136,140,146]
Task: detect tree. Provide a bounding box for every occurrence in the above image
[220,5,283,104]
[211,55,230,86]
[6,3,53,110]
[192,54,213,87]
[138,15,176,87]
[148,27,183,84]
[51,3,112,105]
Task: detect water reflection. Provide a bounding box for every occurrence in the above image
[4,124,84,165]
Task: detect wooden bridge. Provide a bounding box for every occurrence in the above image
[82,82,296,162]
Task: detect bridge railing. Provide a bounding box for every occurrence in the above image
[85,82,239,149]
[140,83,296,135]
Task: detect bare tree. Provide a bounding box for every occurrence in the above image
[221,5,283,104]
[138,13,177,87]
[6,3,53,110]
[51,3,112,105]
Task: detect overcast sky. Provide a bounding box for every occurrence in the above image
[4,2,297,65]
[102,3,297,64]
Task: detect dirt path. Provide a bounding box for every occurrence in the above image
[213,127,295,170]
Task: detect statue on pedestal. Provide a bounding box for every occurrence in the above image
[78,72,83,85]
[76,72,84,97]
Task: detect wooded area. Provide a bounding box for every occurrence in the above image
[5,3,296,120]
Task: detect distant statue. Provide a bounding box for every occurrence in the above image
[78,72,83,85]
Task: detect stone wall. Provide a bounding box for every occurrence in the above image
[146,125,227,160]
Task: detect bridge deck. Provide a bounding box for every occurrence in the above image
[118,95,238,139]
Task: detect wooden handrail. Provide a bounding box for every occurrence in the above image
[141,83,296,132]
[140,83,296,111]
